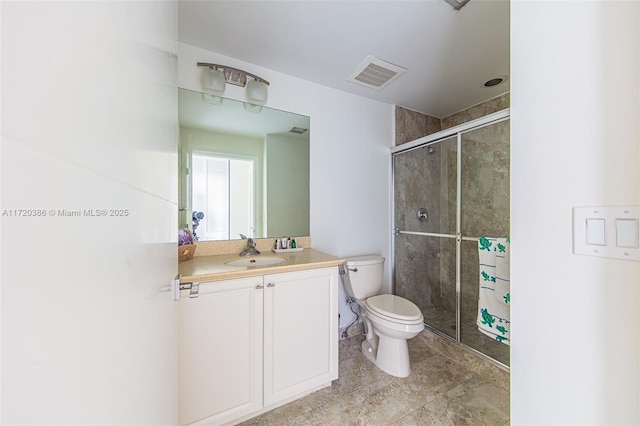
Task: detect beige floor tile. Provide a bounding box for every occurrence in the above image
[238,331,510,426]
[393,353,476,404]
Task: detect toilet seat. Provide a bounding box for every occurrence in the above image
[366,294,423,324]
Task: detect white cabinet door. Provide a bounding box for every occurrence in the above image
[179,277,264,426]
[263,267,339,406]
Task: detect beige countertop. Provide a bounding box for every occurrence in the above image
[178,249,345,283]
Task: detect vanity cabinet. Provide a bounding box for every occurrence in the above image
[179,266,339,426]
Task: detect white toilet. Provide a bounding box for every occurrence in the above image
[342,255,424,378]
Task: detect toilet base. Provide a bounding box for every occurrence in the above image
[361,333,411,378]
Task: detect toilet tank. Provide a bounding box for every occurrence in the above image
[343,255,384,300]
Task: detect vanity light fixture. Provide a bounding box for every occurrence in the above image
[246,78,268,105]
[200,66,226,96]
[197,62,270,106]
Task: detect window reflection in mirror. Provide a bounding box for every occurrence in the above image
[191,153,255,241]
[178,88,310,241]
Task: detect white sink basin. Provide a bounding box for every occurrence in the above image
[225,257,286,267]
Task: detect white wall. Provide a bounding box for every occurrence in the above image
[265,133,310,238]
[1,2,179,424]
[511,1,640,424]
[178,44,394,327]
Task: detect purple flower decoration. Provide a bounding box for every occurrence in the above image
[178,229,192,246]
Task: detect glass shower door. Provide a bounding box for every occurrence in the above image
[459,119,510,366]
[393,136,458,339]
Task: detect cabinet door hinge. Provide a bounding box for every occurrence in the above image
[178,281,200,298]
[171,275,181,301]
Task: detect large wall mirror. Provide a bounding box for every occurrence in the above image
[178,88,310,241]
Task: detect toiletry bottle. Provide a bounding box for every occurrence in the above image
[291,238,297,249]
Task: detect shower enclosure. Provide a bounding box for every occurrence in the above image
[392,110,510,367]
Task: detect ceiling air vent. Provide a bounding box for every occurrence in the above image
[347,55,407,90]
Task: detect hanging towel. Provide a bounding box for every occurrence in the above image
[476,237,510,345]
[494,238,510,305]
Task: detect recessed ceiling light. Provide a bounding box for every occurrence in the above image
[483,75,509,88]
[289,127,308,135]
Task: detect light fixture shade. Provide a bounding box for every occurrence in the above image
[246,79,268,105]
[201,93,223,105]
[243,102,262,113]
[201,67,226,96]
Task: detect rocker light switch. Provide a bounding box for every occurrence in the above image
[616,219,638,248]
[574,206,640,261]
[586,218,606,245]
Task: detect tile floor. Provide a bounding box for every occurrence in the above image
[239,329,510,425]
[422,306,510,366]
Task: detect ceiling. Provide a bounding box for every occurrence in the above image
[178,0,510,118]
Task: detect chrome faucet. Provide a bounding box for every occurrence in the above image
[239,234,260,256]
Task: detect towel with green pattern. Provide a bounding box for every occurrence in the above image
[495,238,510,305]
[476,237,510,345]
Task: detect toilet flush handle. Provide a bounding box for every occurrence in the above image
[339,263,357,274]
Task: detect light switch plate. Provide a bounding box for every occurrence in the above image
[573,206,640,261]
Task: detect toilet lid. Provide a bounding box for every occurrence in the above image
[366,294,423,322]
[344,255,384,266]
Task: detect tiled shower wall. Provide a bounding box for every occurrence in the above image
[395,93,510,145]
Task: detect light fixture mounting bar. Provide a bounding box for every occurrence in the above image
[443,0,471,10]
[197,62,270,87]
